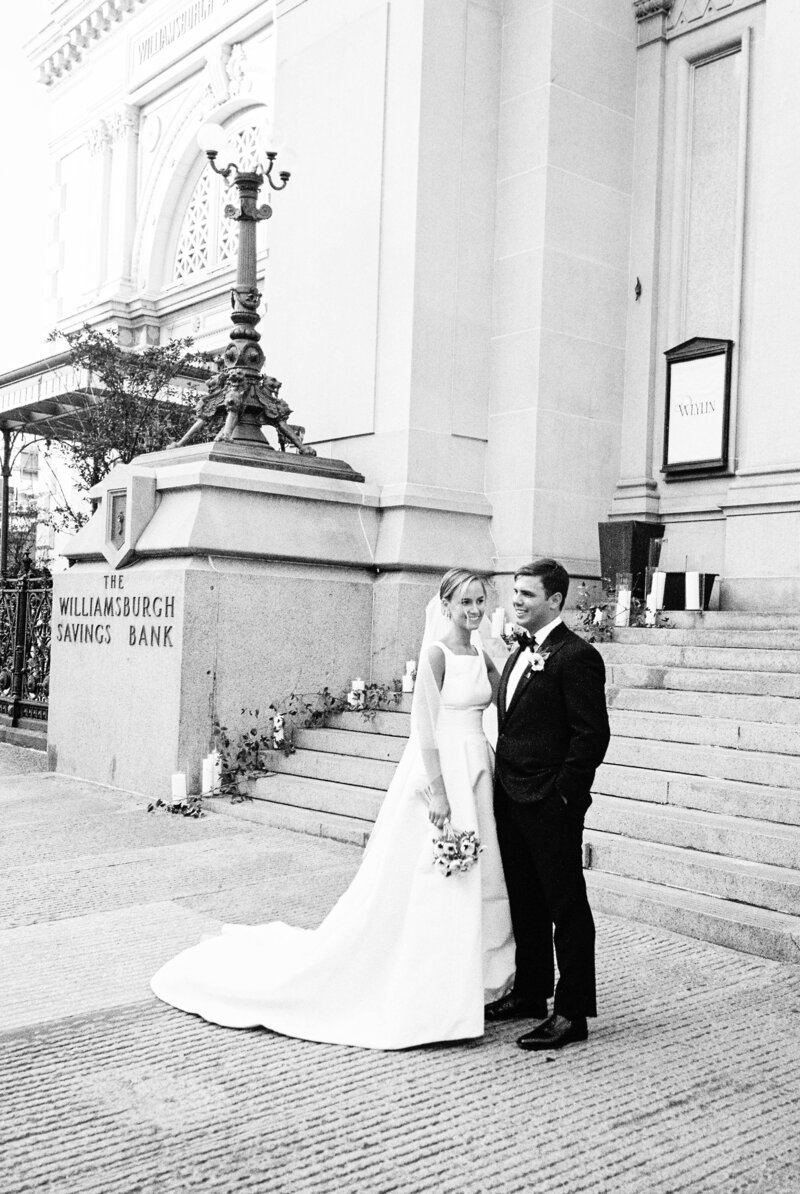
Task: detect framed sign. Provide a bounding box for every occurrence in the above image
[662,337,733,476]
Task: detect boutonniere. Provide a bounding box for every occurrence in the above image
[525,648,550,673]
[501,627,553,672]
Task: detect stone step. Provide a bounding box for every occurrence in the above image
[263,747,395,790]
[605,663,800,698]
[607,686,800,725]
[326,710,411,736]
[613,627,800,650]
[587,794,800,869]
[270,733,800,812]
[585,870,800,964]
[599,642,800,673]
[648,611,800,630]
[607,734,800,788]
[0,724,47,751]
[252,771,384,822]
[593,763,800,827]
[609,708,800,756]
[207,785,375,848]
[293,726,405,763]
[585,828,800,916]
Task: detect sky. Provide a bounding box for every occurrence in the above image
[0,3,55,374]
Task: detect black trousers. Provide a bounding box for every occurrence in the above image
[494,780,596,1019]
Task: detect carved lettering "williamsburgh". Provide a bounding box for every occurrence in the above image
[58,595,176,619]
[137,0,218,66]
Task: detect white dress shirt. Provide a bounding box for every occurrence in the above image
[504,615,563,707]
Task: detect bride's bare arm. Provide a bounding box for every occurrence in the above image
[484,652,501,704]
[424,644,450,828]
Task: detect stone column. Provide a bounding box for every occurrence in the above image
[270,0,499,539]
[608,0,673,522]
[102,104,140,303]
[720,0,800,606]
[83,118,113,301]
[269,0,500,665]
[486,0,637,578]
[733,0,800,473]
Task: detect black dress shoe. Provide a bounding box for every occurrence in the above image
[484,993,548,1023]
[517,1013,588,1050]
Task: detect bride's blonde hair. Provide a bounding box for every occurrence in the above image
[439,568,490,605]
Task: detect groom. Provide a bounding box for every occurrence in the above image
[487,559,610,1050]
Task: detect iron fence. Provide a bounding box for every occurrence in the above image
[0,571,51,725]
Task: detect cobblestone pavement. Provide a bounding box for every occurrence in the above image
[2,759,800,1194]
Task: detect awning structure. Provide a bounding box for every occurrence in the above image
[0,350,204,575]
[0,391,101,440]
[0,353,102,575]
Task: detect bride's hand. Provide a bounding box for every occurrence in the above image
[426,787,451,830]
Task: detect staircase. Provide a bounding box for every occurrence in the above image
[243,614,800,963]
[591,615,800,962]
[250,704,409,846]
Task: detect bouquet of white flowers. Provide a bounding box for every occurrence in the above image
[432,821,483,877]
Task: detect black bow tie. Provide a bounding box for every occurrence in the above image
[515,632,539,651]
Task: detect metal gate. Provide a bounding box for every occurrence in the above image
[0,570,51,726]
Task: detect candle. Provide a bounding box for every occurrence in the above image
[352,677,365,692]
[652,570,666,609]
[685,572,701,611]
[401,673,414,692]
[615,589,631,627]
[645,571,666,624]
[201,752,222,794]
[490,608,505,638]
[171,773,187,800]
[405,660,416,675]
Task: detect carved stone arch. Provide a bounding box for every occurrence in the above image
[133,88,270,295]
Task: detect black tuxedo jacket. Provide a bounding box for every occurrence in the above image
[495,622,610,811]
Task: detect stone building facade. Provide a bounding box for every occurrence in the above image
[8,0,797,606]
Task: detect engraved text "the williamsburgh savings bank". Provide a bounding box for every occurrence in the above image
[55,580,176,648]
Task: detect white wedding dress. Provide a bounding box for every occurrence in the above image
[151,641,515,1050]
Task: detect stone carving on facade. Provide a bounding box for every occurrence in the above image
[39,0,149,85]
[668,0,737,29]
[108,105,141,143]
[86,119,112,157]
[199,41,253,115]
[86,105,139,156]
[633,0,673,19]
[202,40,232,109]
[226,45,252,98]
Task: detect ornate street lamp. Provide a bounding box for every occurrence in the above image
[176,121,314,458]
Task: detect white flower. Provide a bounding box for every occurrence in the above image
[432,824,482,875]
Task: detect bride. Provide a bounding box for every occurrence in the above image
[151,568,515,1050]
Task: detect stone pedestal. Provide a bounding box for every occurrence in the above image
[47,446,494,797]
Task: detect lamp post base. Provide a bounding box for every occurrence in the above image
[143,438,364,483]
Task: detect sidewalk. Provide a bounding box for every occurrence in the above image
[2,751,799,1194]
